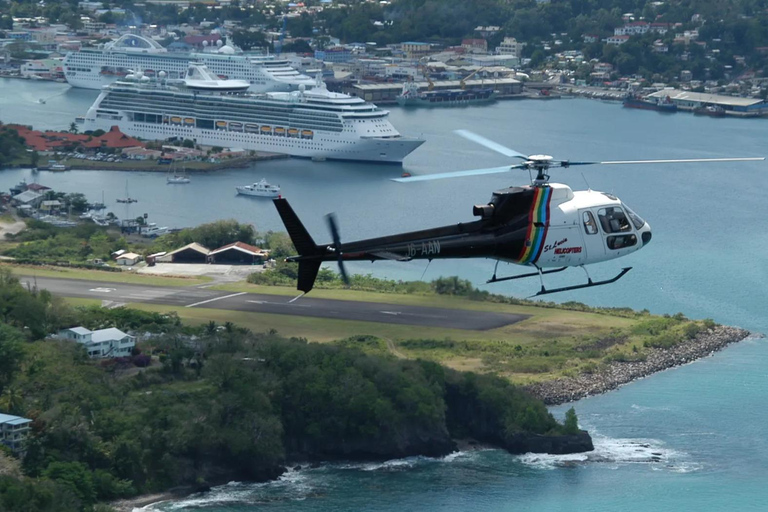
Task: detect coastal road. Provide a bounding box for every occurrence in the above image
[19,276,528,331]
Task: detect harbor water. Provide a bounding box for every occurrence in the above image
[1,78,768,511]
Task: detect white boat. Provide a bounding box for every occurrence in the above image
[62,34,316,93]
[236,178,280,197]
[166,164,191,184]
[79,64,424,164]
[141,223,169,237]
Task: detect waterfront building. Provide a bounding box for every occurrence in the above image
[646,89,768,115]
[0,414,32,455]
[348,77,522,103]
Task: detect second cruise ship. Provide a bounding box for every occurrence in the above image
[78,64,424,164]
[63,34,316,93]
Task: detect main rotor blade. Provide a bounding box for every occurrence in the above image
[454,130,528,160]
[325,213,349,286]
[392,165,520,183]
[598,157,765,165]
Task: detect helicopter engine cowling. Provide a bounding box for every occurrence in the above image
[473,204,494,219]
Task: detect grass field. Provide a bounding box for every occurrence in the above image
[3,264,211,287]
[24,265,703,385]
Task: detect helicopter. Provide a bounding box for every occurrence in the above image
[273,130,763,297]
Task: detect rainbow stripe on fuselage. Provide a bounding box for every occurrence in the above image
[516,186,552,264]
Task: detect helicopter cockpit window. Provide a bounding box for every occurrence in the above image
[597,207,632,234]
[583,211,598,235]
[623,204,646,230]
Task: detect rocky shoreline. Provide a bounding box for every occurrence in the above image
[525,325,753,405]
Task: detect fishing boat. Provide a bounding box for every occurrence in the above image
[235,178,280,198]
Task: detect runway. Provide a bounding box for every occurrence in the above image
[20,276,529,331]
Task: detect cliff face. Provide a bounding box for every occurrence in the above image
[286,426,457,462]
[503,432,594,455]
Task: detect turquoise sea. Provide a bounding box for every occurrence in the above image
[1,78,767,511]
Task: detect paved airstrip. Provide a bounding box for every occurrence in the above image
[20,276,529,331]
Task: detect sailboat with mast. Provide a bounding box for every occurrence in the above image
[166,162,191,184]
[116,180,138,203]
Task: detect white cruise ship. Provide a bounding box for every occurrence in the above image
[63,34,316,93]
[78,64,424,164]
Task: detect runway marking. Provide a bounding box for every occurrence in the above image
[89,287,116,293]
[185,292,247,308]
[247,300,310,308]
[380,311,401,316]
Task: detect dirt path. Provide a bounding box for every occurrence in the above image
[0,214,25,239]
[383,337,407,359]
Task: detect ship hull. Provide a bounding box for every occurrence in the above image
[397,90,497,108]
[81,118,424,164]
[622,99,677,112]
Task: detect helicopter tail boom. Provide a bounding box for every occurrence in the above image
[273,198,325,293]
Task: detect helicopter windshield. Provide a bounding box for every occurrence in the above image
[597,207,632,234]
[622,204,646,230]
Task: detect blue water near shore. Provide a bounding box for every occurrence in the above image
[2,78,768,511]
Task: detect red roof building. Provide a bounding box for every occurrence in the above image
[82,126,144,149]
[8,125,143,152]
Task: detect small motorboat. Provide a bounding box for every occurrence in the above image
[236,178,280,198]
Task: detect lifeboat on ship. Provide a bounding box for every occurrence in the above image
[288,128,299,137]
[301,129,314,139]
[216,120,227,129]
[274,127,286,136]
[260,126,272,135]
[245,124,259,133]
[229,122,243,132]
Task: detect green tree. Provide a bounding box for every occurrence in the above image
[63,193,88,213]
[564,407,579,434]
[42,461,96,506]
[68,122,78,134]
[232,30,269,51]
[30,150,39,168]
[0,324,25,395]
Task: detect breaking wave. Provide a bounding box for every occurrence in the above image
[517,435,700,472]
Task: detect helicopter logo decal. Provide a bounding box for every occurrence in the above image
[516,186,551,264]
[543,237,568,253]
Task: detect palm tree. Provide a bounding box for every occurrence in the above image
[69,122,78,134]
[0,386,24,416]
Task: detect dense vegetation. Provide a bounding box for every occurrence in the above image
[0,269,578,511]
[0,124,28,167]
[317,0,768,80]
[1,219,288,267]
[4,221,127,264]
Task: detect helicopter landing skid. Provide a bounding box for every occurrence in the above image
[487,266,568,284]
[533,267,632,297]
